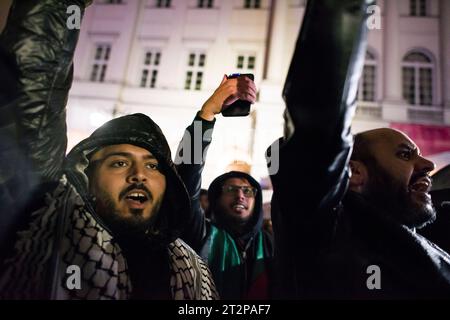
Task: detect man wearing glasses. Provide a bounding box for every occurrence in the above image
[176,76,274,300]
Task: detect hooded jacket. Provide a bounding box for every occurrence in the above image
[0,0,217,300]
[270,0,450,299]
[176,116,273,300]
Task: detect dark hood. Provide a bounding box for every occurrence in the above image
[63,113,190,244]
[207,171,263,240]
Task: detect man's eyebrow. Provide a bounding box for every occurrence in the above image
[102,152,133,160]
[101,152,157,161]
[143,154,157,160]
[397,143,420,154]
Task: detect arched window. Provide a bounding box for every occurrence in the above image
[358,50,377,102]
[402,51,434,106]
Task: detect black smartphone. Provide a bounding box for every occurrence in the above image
[221,73,254,117]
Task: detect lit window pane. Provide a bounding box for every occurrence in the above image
[362,65,375,102]
[95,47,103,60]
[248,56,255,69]
[185,71,193,90]
[195,72,203,90]
[403,67,416,105]
[99,65,107,82]
[150,70,158,88]
[189,54,195,66]
[104,46,111,61]
[90,64,99,81]
[154,52,161,66]
[237,56,244,69]
[198,54,206,67]
[145,52,152,65]
[419,68,432,105]
[141,69,149,87]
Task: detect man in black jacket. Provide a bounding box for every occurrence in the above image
[271,0,450,299]
[0,0,217,300]
[176,75,274,299]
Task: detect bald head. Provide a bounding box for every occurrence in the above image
[351,128,417,163]
[349,128,436,228]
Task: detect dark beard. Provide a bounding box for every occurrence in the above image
[93,188,161,239]
[363,160,436,229]
[213,206,252,237]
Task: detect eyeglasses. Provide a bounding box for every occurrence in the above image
[222,185,257,198]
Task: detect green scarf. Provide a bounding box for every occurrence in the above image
[207,225,267,299]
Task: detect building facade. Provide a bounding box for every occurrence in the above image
[2,0,449,197]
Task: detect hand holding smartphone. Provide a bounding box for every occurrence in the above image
[221,73,255,117]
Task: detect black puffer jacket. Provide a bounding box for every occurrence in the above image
[270,0,450,299]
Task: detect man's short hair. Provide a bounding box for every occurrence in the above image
[351,132,374,163]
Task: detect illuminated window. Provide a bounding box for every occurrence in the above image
[185,52,206,90]
[236,54,256,73]
[402,51,434,106]
[140,50,161,88]
[90,44,111,82]
[357,51,377,102]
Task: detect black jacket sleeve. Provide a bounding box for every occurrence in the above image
[175,113,215,252]
[269,0,373,298]
[0,0,88,184]
[0,0,88,259]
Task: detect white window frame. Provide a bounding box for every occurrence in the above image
[90,43,111,83]
[409,0,428,17]
[140,49,161,89]
[184,51,207,91]
[236,53,257,75]
[402,51,434,106]
[357,51,377,102]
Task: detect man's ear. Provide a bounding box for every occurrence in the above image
[349,160,368,193]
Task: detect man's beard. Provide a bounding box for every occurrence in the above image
[363,161,436,229]
[93,188,163,239]
[214,205,253,237]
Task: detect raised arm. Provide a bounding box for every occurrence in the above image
[274,0,373,211]
[0,0,89,262]
[176,75,257,252]
[269,0,373,297]
[0,0,88,184]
